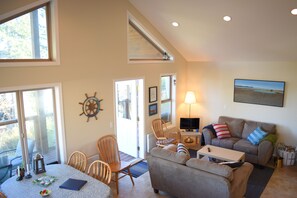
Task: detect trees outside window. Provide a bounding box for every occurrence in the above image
[0,5,49,60]
[160,75,176,123]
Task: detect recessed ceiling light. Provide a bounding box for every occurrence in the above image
[291,8,297,15]
[172,22,179,27]
[223,16,232,22]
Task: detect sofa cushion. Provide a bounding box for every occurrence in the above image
[212,124,231,139]
[177,143,190,158]
[151,147,189,164]
[233,139,258,155]
[242,120,276,139]
[225,119,245,138]
[247,127,268,145]
[186,158,234,181]
[212,137,241,149]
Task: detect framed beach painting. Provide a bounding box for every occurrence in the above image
[234,79,285,107]
[149,103,158,116]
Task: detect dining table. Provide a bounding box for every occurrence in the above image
[1,164,113,198]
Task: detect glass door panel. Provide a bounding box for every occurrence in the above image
[22,88,58,165]
[0,92,21,182]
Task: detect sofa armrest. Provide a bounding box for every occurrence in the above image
[230,162,254,198]
[258,140,274,165]
[202,128,216,145]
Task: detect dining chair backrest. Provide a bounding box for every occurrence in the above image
[151,118,167,139]
[0,191,6,198]
[67,151,87,172]
[97,135,120,164]
[87,160,112,185]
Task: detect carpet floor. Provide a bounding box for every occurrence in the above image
[246,165,274,198]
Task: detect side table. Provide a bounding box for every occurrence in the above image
[180,132,201,150]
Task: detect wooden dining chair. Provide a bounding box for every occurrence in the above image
[151,118,180,147]
[97,135,134,194]
[0,192,7,198]
[67,151,87,172]
[87,160,112,185]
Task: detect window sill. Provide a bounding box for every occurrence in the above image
[0,60,60,67]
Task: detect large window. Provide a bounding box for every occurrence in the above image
[0,86,62,183]
[0,5,49,60]
[160,75,176,123]
[128,16,173,62]
[0,0,59,66]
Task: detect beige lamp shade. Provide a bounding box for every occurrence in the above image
[184,91,196,104]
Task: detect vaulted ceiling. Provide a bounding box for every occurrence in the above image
[129,0,297,62]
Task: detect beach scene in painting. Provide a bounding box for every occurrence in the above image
[234,79,285,107]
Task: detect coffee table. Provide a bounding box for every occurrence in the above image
[197,145,245,162]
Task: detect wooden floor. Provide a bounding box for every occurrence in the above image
[108,165,297,198]
[261,165,297,198]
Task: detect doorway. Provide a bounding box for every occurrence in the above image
[114,79,144,159]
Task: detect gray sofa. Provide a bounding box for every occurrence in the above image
[203,116,276,165]
[148,147,253,198]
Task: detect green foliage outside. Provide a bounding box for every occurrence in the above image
[0,6,48,59]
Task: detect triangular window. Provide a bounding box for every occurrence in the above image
[128,17,172,62]
[0,4,50,60]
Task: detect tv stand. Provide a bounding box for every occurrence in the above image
[180,131,201,150]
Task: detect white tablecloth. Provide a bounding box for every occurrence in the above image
[1,164,113,198]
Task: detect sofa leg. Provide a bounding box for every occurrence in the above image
[153,189,159,193]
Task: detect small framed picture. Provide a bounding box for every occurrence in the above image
[149,103,158,116]
[149,86,157,103]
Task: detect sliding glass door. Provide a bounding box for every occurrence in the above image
[0,87,59,183]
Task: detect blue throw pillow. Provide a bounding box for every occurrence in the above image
[247,127,268,145]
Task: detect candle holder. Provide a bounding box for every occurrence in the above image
[33,153,46,174]
[25,164,32,179]
[16,167,25,181]
[25,173,32,179]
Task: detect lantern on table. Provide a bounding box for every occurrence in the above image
[33,153,46,174]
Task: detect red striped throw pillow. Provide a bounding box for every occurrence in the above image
[212,124,231,139]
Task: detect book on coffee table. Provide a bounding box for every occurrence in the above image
[59,178,87,191]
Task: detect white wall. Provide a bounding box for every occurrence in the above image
[187,61,297,147]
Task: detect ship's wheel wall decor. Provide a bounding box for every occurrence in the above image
[79,92,103,122]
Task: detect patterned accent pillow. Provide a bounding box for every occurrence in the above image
[212,124,231,139]
[177,143,190,158]
[247,127,268,145]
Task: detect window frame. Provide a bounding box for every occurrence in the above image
[160,74,176,125]
[0,0,60,67]
[127,13,174,63]
[0,83,66,164]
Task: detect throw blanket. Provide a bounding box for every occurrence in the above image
[201,124,217,146]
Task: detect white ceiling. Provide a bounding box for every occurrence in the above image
[129,0,297,62]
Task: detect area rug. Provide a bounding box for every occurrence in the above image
[245,165,274,198]
[123,161,148,178]
[188,149,274,198]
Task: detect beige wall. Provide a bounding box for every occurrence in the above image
[0,0,187,158]
[187,61,297,146]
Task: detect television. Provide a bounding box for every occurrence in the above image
[180,118,200,131]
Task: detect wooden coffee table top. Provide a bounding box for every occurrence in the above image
[197,145,245,162]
